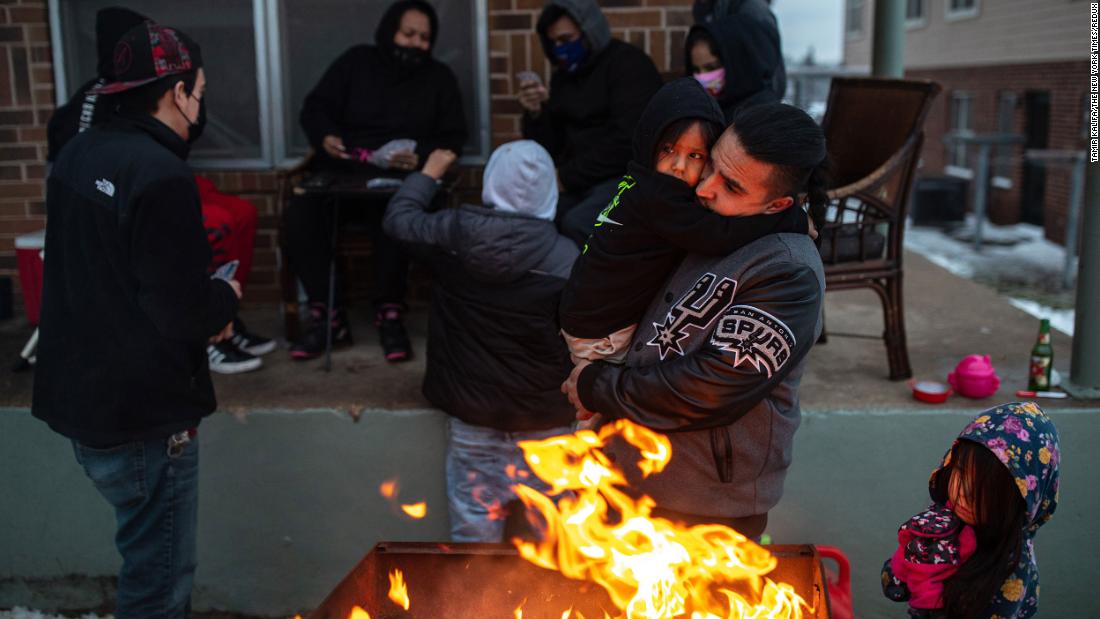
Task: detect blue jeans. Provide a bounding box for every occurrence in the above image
[446,418,572,542]
[72,435,199,619]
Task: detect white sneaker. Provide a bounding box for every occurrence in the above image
[231,318,277,356]
[207,341,262,374]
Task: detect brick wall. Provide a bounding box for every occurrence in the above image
[907,60,1089,244]
[0,0,697,311]
[0,0,51,313]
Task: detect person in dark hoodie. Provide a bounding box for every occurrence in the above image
[46,7,150,163]
[685,11,783,122]
[691,0,786,100]
[383,141,578,542]
[33,23,239,617]
[882,402,1060,619]
[518,0,664,246]
[559,78,807,365]
[284,0,467,362]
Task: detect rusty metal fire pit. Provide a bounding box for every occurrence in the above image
[306,542,830,619]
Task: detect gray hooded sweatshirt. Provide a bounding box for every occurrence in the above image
[382,142,580,431]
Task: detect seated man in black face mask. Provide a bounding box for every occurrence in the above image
[518,0,663,247]
[284,0,468,362]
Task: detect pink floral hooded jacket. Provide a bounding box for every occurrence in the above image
[882,402,1061,618]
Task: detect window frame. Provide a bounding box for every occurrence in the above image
[993,90,1018,187]
[945,0,980,22]
[905,0,927,30]
[945,91,974,178]
[845,0,865,39]
[48,0,491,170]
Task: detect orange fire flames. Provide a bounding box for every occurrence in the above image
[388,568,411,611]
[379,478,428,520]
[334,421,805,619]
[401,501,427,519]
[379,479,398,499]
[510,419,808,619]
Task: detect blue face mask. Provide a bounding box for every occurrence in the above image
[553,38,588,73]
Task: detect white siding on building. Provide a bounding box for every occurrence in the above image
[843,0,1086,69]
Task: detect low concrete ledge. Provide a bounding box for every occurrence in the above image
[2,405,1097,617]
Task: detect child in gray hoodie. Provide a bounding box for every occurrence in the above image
[383,140,578,542]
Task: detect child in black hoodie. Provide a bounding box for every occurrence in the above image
[558,78,808,363]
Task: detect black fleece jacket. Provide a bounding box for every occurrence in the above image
[33,114,238,445]
[524,0,663,193]
[559,78,806,338]
[299,2,466,169]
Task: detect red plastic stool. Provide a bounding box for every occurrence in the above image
[817,545,853,619]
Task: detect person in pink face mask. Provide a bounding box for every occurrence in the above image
[685,12,782,123]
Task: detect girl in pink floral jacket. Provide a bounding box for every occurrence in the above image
[882,402,1060,619]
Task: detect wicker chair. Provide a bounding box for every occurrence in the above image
[816,77,941,380]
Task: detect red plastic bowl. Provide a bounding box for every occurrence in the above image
[911,380,952,404]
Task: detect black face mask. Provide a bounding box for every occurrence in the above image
[187,97,207,144]
[392,44,428,68]
[175,93,206,145]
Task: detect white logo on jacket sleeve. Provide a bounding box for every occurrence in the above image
[648,273,737,360]
[710,305,796,377]
[95,179,115,197]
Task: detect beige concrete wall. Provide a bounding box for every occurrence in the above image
[844,0,1087,69]
[4,406,1099,617]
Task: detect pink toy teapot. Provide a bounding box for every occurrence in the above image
[948,355,1001,399]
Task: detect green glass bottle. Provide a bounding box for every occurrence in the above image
[1027,319,1053,391]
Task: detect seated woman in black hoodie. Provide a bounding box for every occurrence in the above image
[283,0,467,362]
[685,12,783,122]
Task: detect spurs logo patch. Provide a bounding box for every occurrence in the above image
[710,305,796,377]
[648,273,737,359]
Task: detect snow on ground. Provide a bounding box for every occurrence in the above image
[1006,298,1077,338]
[0,609,111,619]
[904,217,1077,336]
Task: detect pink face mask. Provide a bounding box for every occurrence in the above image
[694,67,726,97]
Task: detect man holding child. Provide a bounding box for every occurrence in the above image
[561,102,829,539]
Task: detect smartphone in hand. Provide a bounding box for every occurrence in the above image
[516,71,542,88]
[211,259,239,282]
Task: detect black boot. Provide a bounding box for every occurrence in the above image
[289,303,352,360]
[376,303,411,362]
